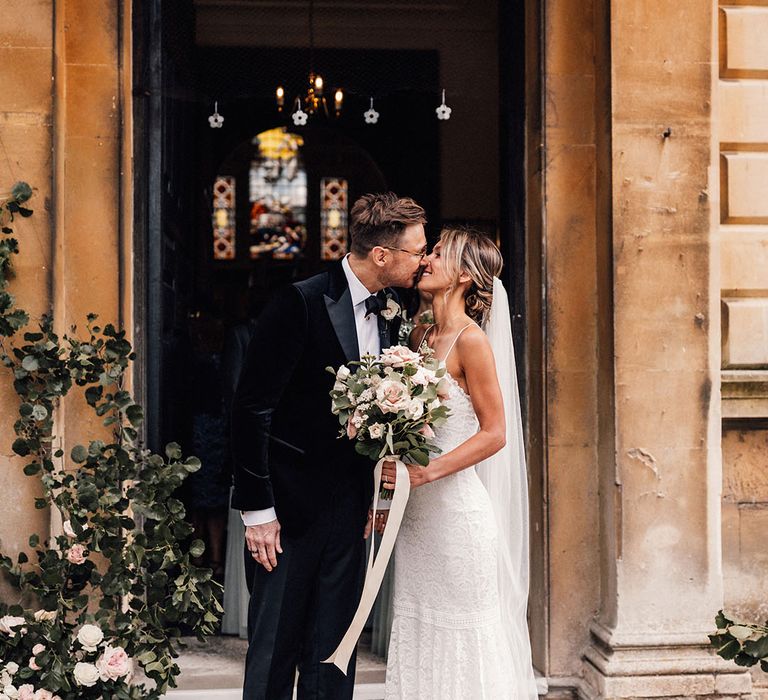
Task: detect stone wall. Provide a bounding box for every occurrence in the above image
[0,0,130,597]
[717,0,768,657]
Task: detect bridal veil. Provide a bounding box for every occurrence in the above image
[477,276,539,698]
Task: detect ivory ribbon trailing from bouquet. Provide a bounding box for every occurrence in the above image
[322,455,411,675]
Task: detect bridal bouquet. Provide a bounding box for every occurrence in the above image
[328,345,451,498]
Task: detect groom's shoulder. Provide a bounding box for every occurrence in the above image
[293,270,331,297]
[293,262,346,299]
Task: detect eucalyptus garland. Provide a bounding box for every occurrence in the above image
[0,183,223,699]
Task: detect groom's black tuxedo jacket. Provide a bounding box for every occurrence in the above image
[230,262,401,536]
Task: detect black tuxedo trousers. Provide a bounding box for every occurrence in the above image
[231,263,400,699]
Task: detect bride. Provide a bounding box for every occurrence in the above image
[379,227,538,699]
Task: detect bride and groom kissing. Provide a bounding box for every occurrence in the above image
[230,192,538,699]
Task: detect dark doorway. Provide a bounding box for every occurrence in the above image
[132,0,529,677]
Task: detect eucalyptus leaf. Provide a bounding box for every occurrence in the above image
[70,444,88,463]
[21,355,39,371]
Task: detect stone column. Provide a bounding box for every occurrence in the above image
[582,1,749,697]
[0,0,55,596]
[51,0,125,459]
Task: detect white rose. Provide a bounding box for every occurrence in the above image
[4,684,19,699]
[407,398,424,419]
[72,662,100,687]
[62,520,76,538]
[411,366,436,387]
[380,298,400,321]
[76,624,103,652]
[0,617,25,637]
[333,381,345,392]
[336,365,350,381]
[368,423,384,439]
[4,663,18,677]
[1,670,11,687]
[32,610,56,623]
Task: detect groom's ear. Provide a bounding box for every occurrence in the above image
[370,246,389,267]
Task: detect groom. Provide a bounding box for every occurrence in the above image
[231,192,428,699]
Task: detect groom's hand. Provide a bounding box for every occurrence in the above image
[364,508,389,538]
[245,519,282,572]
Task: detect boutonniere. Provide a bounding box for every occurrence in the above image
[380,296,401,322]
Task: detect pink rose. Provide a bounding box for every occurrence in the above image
[66,544,87,565]
[380,345,420,368]
[96,645,132,681]
[34,691,56,700]
[19,685,35,700]
[419,424,435,439]
[375,380,410,414]
[28,643,45,671]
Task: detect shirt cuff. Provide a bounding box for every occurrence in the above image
[241,507,277,526]
[373,498,392,511]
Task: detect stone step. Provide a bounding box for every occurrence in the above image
[164,685,386,699]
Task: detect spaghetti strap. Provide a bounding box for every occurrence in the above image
[418,324,436,349]
[444,323,474,362]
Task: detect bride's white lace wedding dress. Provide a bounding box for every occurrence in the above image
[385,329,527,699]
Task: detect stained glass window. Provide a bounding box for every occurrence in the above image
[212,176,236,260]
[320,177,348,261]
[248,128,307,260]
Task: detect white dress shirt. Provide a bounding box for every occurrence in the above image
[241,256,380,527]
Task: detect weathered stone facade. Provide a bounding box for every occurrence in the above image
[1,1,766,697]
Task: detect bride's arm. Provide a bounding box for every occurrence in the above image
[410,328,506,486]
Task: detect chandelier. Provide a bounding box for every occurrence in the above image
[276,0,343,119]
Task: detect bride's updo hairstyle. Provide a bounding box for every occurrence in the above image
[440,227,503,326]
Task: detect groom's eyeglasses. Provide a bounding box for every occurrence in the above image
[384,246,428,261]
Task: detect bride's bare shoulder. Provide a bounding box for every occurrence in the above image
[455,324,492,365]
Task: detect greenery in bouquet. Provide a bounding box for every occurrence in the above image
[0,184,223,699]
[327,345,452,490]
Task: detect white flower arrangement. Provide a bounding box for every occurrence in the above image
[0,622,132,699]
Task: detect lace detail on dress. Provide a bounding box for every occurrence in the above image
[385,373,521,699]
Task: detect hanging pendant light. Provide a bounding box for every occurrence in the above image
[276,0,340,119]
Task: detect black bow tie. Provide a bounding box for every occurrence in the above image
[364,291,387,318]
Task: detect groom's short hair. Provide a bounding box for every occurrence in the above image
[349,192,426,256]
